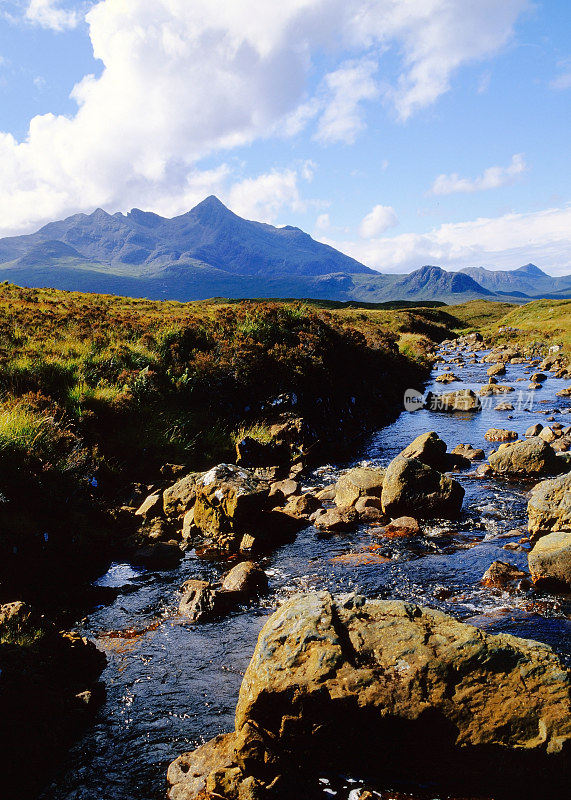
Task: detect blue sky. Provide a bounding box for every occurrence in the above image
[0,0,570,273]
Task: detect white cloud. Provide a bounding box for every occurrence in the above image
[359,204,398,238]
[430,153,527,195]
[550,72,571,91]
[26,0,79,31]
[315,213,330,233]
[314,58,378,144]
[0,0,529,235]
[319,205,571,275]
[227,168,307,223]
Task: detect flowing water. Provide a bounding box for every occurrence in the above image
[41,346,571,800]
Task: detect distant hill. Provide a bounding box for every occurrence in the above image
[0,197,569,303]
[460,263,571,299]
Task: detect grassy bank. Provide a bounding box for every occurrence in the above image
[0,284,442,483]
[0,282,456,601]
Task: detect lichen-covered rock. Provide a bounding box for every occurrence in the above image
[435,372,460,383]
[163,472,203,518]
[485,428,518,442]
[487,363,506,376]
[229,593,571,796]
[488,437,561,476]
[381,456,464,519]
[527,472,571,539]
[334,466,385,507]
[192,465,269,550]
[167,733,239,800]
[528,532,571,588]
[399,431,447,470]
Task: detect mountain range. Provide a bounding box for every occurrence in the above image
[0,196,569,304]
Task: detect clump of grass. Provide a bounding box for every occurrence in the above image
[232,422,275,445]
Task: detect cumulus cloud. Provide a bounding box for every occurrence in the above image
[319,205,571,275]
[0,0,529,235]
[430,153,527,195]
[227,168,307,223]
[359,204,398,238]
[26,0,79,31]
[314,59,378,144]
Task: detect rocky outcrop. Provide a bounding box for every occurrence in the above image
[169,593,571,799]
[527,472,571,539]
[488,437,561,476]
[0,602,106,798]
[528,532,571,589]
[381,456,464,519]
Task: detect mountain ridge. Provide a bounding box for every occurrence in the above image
[0,197,569,303]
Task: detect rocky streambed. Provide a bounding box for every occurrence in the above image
[37,338,571,800]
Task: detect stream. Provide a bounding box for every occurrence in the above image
[41,345,571,800]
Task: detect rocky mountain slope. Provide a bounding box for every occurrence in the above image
[0,198,569,302]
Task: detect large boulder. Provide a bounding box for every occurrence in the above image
[168,593,571,799]
[192,465,269,550]
[528,532,571,588]
[527,472,571,539]
[334,466,385,507]
[399,431,447,470]
[488,437,561,476]
[426,389,481,412]
[381,456,464,519]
